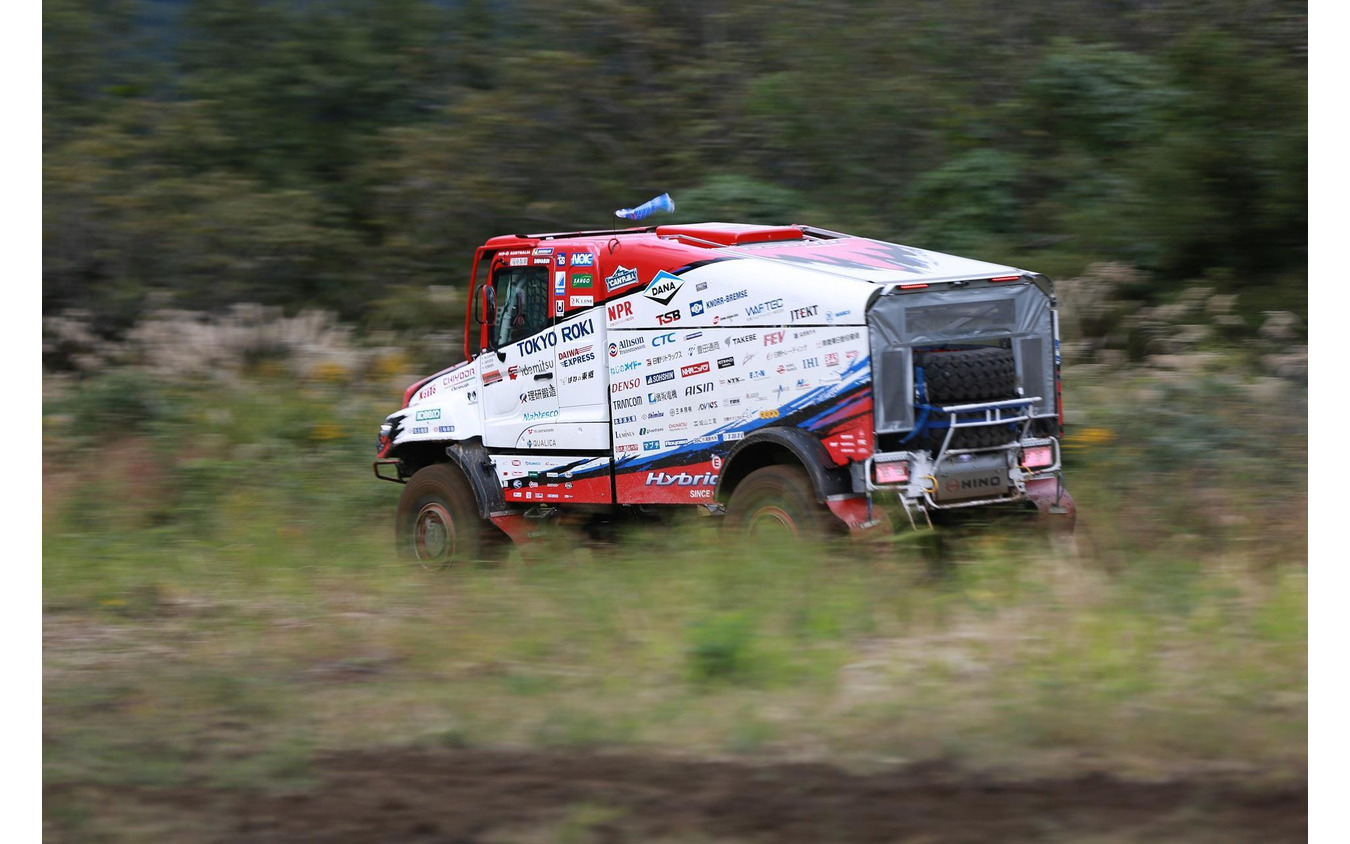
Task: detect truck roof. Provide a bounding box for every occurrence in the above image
[484,222,1028,286]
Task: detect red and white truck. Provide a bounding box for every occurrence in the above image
[374,222,1073,562]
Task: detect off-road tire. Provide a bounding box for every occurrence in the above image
[724,465,839,539]
[395,463,487,567]
[916,347,1018,404]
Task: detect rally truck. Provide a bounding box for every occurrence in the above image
[374,222,1074,563]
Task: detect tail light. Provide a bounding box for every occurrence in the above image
[1021,445,1054,469]
[873,460,910,485]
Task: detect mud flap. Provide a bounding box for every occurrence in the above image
[1024,477,1076,530]
[825,495,892,535]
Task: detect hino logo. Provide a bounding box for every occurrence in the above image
[946,476,1005,492]
[645,471,718,486]
[644,270,684,305]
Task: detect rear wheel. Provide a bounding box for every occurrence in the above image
[396,464,487,568]
[724,465,839,540]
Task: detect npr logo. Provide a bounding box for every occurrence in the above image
[607,301,633,322]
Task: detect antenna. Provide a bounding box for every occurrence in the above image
[614,193,675,222]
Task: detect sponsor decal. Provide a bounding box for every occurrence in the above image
[760,409,780,419]
[697,400,718,410]
[644,440,661,451]
[605,265,639,292]
[569,295,593,308]
[555,299,565,317]
[415,408,441,421]
[748,369,766,379]
[818,331,862,347]
[728,333,757,346]
[656,309,681,325]
[412,426,429,434]
[684,331,703,340]
[524,438,557,448]
[802,356,820,369]
[466,390,478,403]
[570,252,595,267]
[693,435,718,444]
[711,455,723,469]
[436,425,456,433]
[644,270,684,306]
[645,471,718,486]
[669,421,688,430]
[509,256,528,266]
[614,415,636,425]
[533,246,554,255]
[684,381,713,396]
[704,289,749,309]
[791,305,819,321]
[767,345,808,360]
[763,331,786,346]
[642,410,665,420]
[607,300,633,322]
[614,335,646,355]
[520,384,557,402]
[616,443,640,454]
[571,273,593,288]
[694,341,720,354]
[825,352,839,366]
[745,298,784,317]
[556,253,567,267]
[650,332,677,347]
[446,366,476,385]
[646,370,675,385]
[690,300,704,316]
[662,439,688,448]
[680,361,710,378]
[610,360,641,374]
[613,395,644,409]
[793,329,817,339]
[721,431,744,441]
[696,281,708,291]
[612,378,641,394]
[648,389,677,403]
[534,257,550,265]
[416,383,437,401]
[554,272,566,294]
[523,409,560,421]
[514,319,594,356]
[647,351,682,366]
[717,357,735,369]
[558,345,595,367]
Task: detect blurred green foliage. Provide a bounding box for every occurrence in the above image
[44,0,1306,339]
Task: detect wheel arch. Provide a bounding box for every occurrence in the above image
[716,427,852,505]
[390,438,505,519]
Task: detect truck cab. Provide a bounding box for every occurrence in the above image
[375,223,1073,564]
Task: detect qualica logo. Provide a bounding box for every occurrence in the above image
[680,361,710,377]
[645,471,719,486]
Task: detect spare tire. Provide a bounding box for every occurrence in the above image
[916,347,1018,404]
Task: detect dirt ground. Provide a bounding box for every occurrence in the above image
[44,747,1306,843]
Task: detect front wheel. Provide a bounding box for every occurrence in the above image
[723,464,840,540]
[395,464,487,567]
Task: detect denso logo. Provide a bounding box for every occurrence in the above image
[612,378,640,393]
[745,299,784,317]
[680,361,710,378]
[656,309,680,326]
[646,370,675,385]
[645,471,718,486]
[763,331,786,346]
[684,382,713,396]
[607,301,633,322]
[651,332,677,347]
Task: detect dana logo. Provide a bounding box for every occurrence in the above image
[763,331,786,346]
[646,370,675,385]
[414,408,441,421]
[643,440,660,451]
[570,252,595,267]
[605,265,639,292]
[656,309,680,326]
[690,300,705,316]
[644,270,684,306]
[651,332,677,347]
[607,301,633,322]
[680,362,710,378]
[645,471,718,486]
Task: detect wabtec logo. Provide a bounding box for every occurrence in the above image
[645,471,718,486]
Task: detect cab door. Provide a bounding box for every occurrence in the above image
[479,257,560,448]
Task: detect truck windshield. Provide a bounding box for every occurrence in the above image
[492,266,550,348]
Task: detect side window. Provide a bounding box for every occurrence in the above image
[492,266,550,348]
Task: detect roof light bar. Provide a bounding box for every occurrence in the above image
[990,275,1021,283]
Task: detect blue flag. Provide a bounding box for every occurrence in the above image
[615,193,675,221]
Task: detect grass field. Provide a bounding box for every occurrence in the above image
[42,361,1307,840]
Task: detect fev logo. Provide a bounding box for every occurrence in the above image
[605,266,639,292]
[644,270,684,306]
